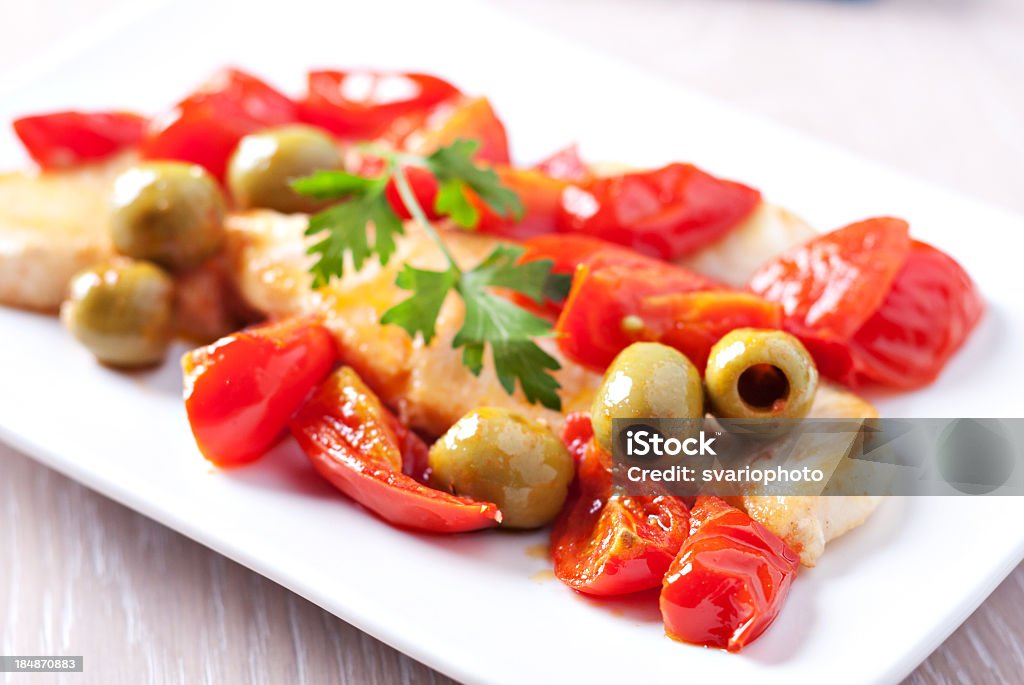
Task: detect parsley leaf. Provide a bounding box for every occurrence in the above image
[295,141,563,410]
[379,265,458,344]
[299,176,402,288]
[427,140,524,222]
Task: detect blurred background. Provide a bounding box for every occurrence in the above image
[1,0,1021,683]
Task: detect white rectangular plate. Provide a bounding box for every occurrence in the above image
[2,1,1023,683]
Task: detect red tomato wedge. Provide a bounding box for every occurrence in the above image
[559,412,594,466]
[142,67,298,181]
[749,217,912,339]
[13,111,148,169]
[557,163,761,260]
[516,234,719,321]
[848,240,983,388]
[290,367,501,533]
[299,70,460,140]
[552,440,690,596]
[553,252,779,371]
[411,96,511,165]
[640,291,783,371]
[660,496,799,652]
[182,317,338,466]
[750,218,982,388]
[473,167,569,239]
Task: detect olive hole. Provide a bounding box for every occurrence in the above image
[737,364,790,410]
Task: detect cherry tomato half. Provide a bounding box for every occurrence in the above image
[142,68,298,181]
[299,70,460,140]
[750,218,982,388]
[517,234,718,321]
[848,240,983,388]
[290,367,501,533]
[551,440,690,596]
[558,162,761,260]
[553,254,779,372]
[660,496,799,652]
[182,317,338,466]
[749,217,912,340]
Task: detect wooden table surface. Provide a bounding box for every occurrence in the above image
[2,1,1023,683]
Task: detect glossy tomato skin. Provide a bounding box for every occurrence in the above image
[660,496,799,652]
[298,70,460,140]
[290,367,501,533]
[750,218,982,388]
[554,254,781,371]
[142,68,298,181]
[551,440,690,596]
[13,111,148,169]
[641,291,783,371]
[750,217,912,339]
[411,96,511,165]
[517,234,717,322]
[849,240,983,388]
[558,163,761,260]
[182,317,337,466]
[559,412,594,466]
[383,165,441,221]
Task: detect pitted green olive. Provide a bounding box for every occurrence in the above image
[110,161,225,270]
[590,342,704,454]
[704,328,818,436]
[61,259,174,367]
[227,125,343,213]
[428,408,574,529]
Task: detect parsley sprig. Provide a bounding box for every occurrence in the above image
[292,140,564,410]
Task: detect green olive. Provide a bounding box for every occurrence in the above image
[227,125,343,213]
[61,259,174,368]
[591,342,703,454]
[704,328,819,436]
[110,161,225,270]
[428,408,574,529]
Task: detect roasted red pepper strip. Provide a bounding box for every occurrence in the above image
[660,496,799,652]
[299,70,460,140]
[558,162,761,260]
[142,68,298,181]
[182,317,338,466]
[551,439,689,596]
[750,219,982,388]
[13,111,147,169]
[290,367,501,533]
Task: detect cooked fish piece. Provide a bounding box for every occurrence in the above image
[677,202,816,287]
[736,384,882,567]
[0,156,131,310]
[224,211,603,436]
